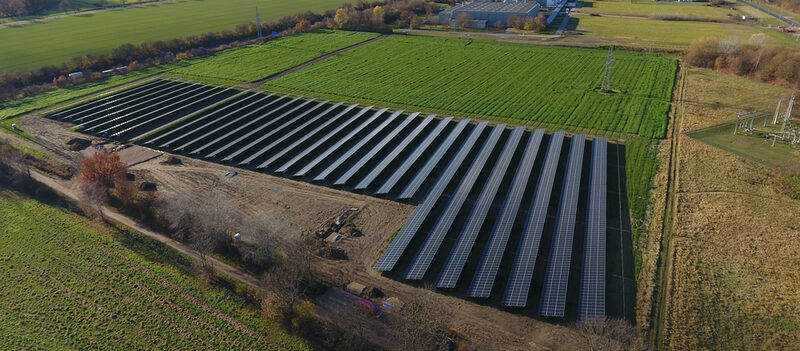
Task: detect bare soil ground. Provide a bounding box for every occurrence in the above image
[662,66,800,349]
[17,113,590,350]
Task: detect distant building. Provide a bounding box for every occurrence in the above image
[439,1,542,29]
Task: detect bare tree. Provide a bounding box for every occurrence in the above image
[749,33,768,70]
[160,192,196,240]
[574,318,649,351]
[455,12,471,30]
[78,181,108,221]
[719,37,742,56]
[238,214,282,267]
[261,241,313,313]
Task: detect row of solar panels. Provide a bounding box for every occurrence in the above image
[376,127,608,319]
[51,79,608,320]
[49,79,241,141]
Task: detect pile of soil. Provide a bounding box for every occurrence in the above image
[66,138,91,151]
[364,287,383,298]
[139,182,157,191]
[161,155,182,165]
[23,155,72,179]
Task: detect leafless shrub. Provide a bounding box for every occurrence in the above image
[574,317,650,351]
[78,181,108,220]
[261,241,314,315]
[238,215,282,267]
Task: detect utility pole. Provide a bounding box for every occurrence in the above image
[255,7,263,39]
[601,47,614,93]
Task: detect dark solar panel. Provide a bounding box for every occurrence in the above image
[190,96,302,156]
[82,82,207,131]
[78,81,199,129]
[238,102,344,166]
[355,114,436,190]
[219,100,330,162]
[334,112,419,185]
[374,117,454,195]
[539,134,586,317]
[57,79,170,120]
[294,108,389,177]
[258,104,360,170]
[126,87,243,141]
[397,118,472,199]
[468,128,545,298]
[404,124,506,280]
[578,137,607,321]
[373,121,488,272]
[502,131,565,307]
[173,94,287,153]
[273,106,373,173]
[436,126,525,288]
[150,93,273,149]
[313,110,404,181]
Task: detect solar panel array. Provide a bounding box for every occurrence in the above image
[468,128,545,298]
[503,132,565,307]
[436,126,525,288]
[579,137,607,321]
[53,79,239,141]
[539,134,586,317]
[404,124,505,280]
[54,84,613,320]
[373,121,487,271]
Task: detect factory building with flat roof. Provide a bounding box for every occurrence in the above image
[439,1,542,29]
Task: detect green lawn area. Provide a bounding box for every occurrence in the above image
[172,30,379,83]
[579,0,734,18]
[266,34,677,138]
[574,14,800,48]
[0,67,162,122]
[0,0,345,73]
[689,123,800,169]
[0,189,312,350]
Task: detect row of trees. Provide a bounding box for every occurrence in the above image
[684,35,800,87]
[0,0,407,102]
[0,0,46,17]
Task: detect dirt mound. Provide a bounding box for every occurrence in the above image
[364,287,383,298]
[139,182,157,191]
[66,138,91,151]
[24,155,72,179]
[161,155,182,165]
[317,245,348,260]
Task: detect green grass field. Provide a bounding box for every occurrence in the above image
[0,190,312,350]
[575,14,800,48]
[0,0,345,73]
[579,0,734,18]
[172,30,379,83]
[266,35,677,138]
